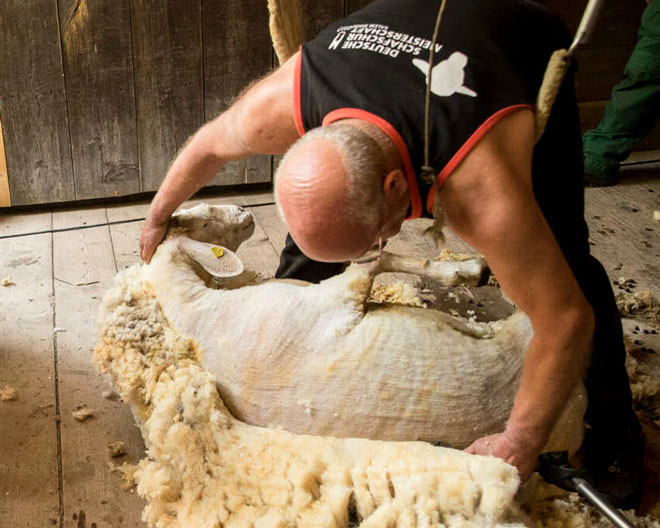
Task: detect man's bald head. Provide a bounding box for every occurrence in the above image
[275,122,393,262]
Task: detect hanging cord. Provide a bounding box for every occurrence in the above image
[420,0,448,186]
[534,49,571,142]
[535,0,605,142]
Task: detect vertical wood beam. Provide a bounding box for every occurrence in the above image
[202,0,272,185]
[130,0,204,193]
[59,0,140,200]
[0,0,74,206]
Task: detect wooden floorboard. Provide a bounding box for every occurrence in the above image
[242,191,288,254]
[585,170,660,298]
[0,210,60,527]
[106,201,150,270]
[52,206,145,527]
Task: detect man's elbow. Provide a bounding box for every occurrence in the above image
[571,300,595,337]
[561,299,595,368]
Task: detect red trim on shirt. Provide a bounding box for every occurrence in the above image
[321,108,423,220]
[293,49,305,137]
[426,104,534,214]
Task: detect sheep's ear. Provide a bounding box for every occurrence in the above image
[175,237,244,278]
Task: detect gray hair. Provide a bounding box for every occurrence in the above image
[274,122,387,228]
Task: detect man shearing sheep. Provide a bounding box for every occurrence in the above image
[139,0,645,508]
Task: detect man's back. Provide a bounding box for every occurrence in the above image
[297,0,569,215]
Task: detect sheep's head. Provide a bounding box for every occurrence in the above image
[169,204,255,252]
[158,204,256,280]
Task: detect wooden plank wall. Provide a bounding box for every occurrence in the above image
[202,0,272,186]
[0,0,274,207]
[0,0,74,205]
[59,0,140,200]
[0,0,656,207]
[130,0,204,192]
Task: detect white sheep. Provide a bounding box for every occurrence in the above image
[95,203,589,527]
[130,203,586,451]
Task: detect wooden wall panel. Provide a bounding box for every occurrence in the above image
[0,0,74,206]
[301,0,344,41]
[202,0,272,185]
[346,0,373,15]
[59,0,140,200]
[130,0,204,192]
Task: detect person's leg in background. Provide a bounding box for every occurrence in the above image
[275,233,347,282]
[534,63,645,509]
[582,0,660,187]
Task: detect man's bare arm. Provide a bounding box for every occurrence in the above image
[140,52,301,262]
[439,109,594,479]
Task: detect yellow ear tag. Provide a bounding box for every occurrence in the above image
[211,246,225,258]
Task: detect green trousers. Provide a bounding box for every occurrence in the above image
[583,0,660,178]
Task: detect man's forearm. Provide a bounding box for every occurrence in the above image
[147,122,228,224]
[505,308,594,450]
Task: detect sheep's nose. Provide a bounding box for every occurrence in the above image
[237,206,245,213]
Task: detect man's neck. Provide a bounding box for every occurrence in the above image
[341,119,403,173]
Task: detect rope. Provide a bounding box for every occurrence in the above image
[420,0,448,186]
[534,49,571,143]
[267,0,305,64]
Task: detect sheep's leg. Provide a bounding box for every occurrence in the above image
[373,252,490,287]
[429,311,495,338]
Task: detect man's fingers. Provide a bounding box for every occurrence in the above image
[141,244,154,264]
[139,221,168,264]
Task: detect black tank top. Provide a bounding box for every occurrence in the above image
[294,0,569,218]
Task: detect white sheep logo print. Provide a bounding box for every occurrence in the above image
[412,51,477,97]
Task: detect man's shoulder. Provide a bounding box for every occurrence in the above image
[234,53,301,154]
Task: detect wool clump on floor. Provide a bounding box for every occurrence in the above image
[72,406,94,422]
[1,386,16,401]
[617,290,660,329]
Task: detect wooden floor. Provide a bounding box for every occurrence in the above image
[0,162,659,527]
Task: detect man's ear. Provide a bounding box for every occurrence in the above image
[382,169,408,202]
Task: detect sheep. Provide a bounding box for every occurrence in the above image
[94,203,587,527]
[118,203,585,451]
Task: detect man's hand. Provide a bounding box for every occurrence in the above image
[464,429,542,482]
[140,216,169,264]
